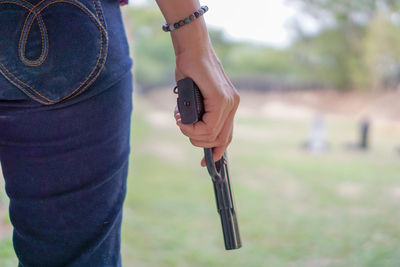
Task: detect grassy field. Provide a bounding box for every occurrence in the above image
[1,90,400,267]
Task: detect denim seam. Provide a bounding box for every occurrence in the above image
[92,0,106,30]
[68,62,133,104]
[59,34,107,103]
[33,0,109,103]
[0,0,106,103]
[0,0,109,105]
[18,0,49,67]
[34,0,108,103]
[0,61,49,103]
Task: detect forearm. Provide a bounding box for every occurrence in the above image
[155,0,213,56]
[158,2,239,165]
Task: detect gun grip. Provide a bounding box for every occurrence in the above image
[175,77,204,125]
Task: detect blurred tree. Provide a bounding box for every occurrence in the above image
[122,5,300,91]
[288,0,400,90]
[364,11,400,90]
[122,5,176,90]
[288,0,399,26]
[121,1,400,92]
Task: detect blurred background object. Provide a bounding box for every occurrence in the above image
[345,119,371,151]
[304,114,329,154]
[1,0,400,266]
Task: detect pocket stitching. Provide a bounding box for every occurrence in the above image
[92,0,106,30]
[0,0,108,104]
[18,6,49,67]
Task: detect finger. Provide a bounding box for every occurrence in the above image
[177,99,228,137]
[174,106,180,121]
[176,120,213,138]
[209,127,233,164]
[178,120,212,135]
[176,91,236,140]
[189,121,232,147]
[199,145,228,166]
[198,130,233,167]
[201,92,236,136]
[177,110,228,139]
[215,118,233,147]
[181,131,217,142]
[201,156,206,167]
[178,120,210,139]
[199,141,230,167]
[189,138,218,148]
[178,106,234,142]
[212,144,228,163]
[191,109,234,144]
[201,101,232,141]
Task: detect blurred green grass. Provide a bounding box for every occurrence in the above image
[1,93,400,267]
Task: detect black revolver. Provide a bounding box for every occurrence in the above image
[174,77,242,250]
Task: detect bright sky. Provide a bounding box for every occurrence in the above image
[201,0,298,47]
[129,0,318,47]
[130,0,316,48]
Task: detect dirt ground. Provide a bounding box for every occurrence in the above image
[143,87,400,123]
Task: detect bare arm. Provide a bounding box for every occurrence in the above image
[155,1,209,55]
[155,0,240,166]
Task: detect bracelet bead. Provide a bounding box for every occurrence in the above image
[162,5,209,32]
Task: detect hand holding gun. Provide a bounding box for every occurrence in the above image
[174,77,242,250]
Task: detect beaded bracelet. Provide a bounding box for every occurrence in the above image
[162,5,209,32]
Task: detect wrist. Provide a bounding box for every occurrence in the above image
[170,16,212,56]
[175,42,218,72]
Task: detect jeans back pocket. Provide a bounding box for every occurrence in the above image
[0,0,108,104]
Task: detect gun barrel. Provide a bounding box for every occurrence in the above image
[205,148,242,250]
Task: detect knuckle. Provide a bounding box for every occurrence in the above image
[211,126,219,135]
[189,139,201,147]
[227,93,239,112]
[209,132,218,141]
[190,138,214,148]
[227,134,233,144]
[205,125,216,136]
[223,96,233,109]
[219,136,229,147]
[204,142,215,148]
[216,135,224,144]
[189,139,196,146]
[180,127,190,137]
[234,91,240,107]
[224,136,232,146]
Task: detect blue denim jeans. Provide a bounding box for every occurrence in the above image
[0,0,134,266]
